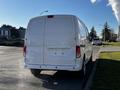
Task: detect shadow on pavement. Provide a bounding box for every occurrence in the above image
[38,71,83,90]
[33,60,96,90]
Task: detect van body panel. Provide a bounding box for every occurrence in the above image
[74,18,93,63]
[44,16,76,65]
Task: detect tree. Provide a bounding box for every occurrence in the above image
[102,22,111,41]
[18,27,26,40]
[10,27,20,39]
[89,26,97,41]
[18,27,26,31]
[109,28,117,41]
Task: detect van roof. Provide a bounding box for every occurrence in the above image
[30,14,78,21]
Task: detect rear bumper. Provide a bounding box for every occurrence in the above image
[24,61,83,71]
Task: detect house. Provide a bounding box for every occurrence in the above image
[0,25,26,40]
[0,25,12,40]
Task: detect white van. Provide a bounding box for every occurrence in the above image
[24,15,93,77]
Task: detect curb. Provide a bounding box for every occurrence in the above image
[84,51,100,90]
[84,60,98,90]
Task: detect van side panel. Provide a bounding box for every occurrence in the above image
[44,16,76,65]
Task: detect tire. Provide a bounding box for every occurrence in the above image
[30,69,41,77]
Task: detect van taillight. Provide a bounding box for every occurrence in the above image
[76,46,81,58]
[23,46,26,56]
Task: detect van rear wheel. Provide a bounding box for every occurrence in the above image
[30,69,41,77]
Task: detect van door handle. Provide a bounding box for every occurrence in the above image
[80,44,85,47]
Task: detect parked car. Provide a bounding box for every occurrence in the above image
[24,15,93,77]
[92,39,102,45]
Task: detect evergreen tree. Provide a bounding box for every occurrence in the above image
[102,22,111,41]
[89,26,97,40]
[10,27,20,39]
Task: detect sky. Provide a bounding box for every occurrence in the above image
[0,0,119,36]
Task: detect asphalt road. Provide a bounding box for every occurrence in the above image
[0,46,100,90]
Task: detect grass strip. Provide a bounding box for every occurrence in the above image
[91,52,120,90]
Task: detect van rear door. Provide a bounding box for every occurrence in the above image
[26,17,45,65]
[44,15,76,65]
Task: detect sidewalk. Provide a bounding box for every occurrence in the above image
[100,46,120,52]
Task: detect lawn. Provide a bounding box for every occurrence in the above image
[100,52,120,60]
[91,52,120,90]
[103,42,120,46]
